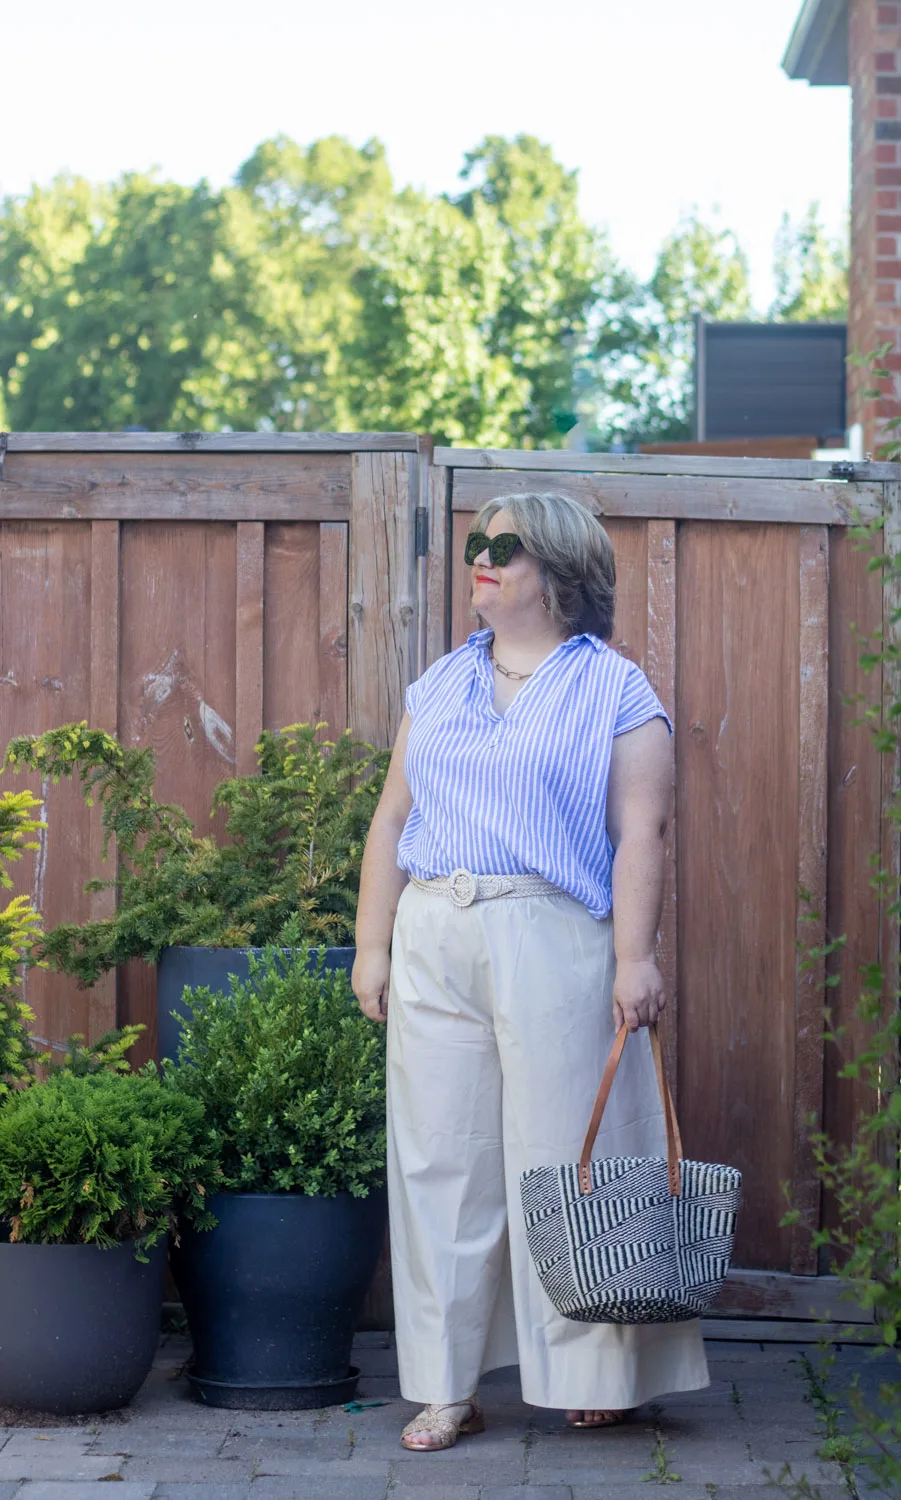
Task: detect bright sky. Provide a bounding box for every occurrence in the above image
[7,0,849,309]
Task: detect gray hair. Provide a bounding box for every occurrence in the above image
[470,491,616,641]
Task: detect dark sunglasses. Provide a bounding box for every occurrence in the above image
[464,531,523,568]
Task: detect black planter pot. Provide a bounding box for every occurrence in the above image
[169,1189,389,1410]
[0,1240,166,1414]
[157,943,356,1064]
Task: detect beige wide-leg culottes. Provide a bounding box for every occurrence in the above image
[386,871,710,1410]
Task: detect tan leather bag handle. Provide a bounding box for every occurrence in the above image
[578,1022,683,1197]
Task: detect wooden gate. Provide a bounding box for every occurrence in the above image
[423,446,900,1335]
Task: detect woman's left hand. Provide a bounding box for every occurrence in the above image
[612,958,666,1033]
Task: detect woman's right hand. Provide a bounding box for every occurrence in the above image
[352,944,391,1024]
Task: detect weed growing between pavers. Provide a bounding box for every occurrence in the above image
[766,1347,863,1500]
[642,1413,683,1485]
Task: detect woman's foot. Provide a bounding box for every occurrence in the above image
[400,1395,485,1451]
[566,1408,628,1428]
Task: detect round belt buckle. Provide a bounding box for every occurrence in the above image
[447,868,477,907]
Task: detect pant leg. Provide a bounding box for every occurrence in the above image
[488,891,711,1410]
[385,882,517,1403]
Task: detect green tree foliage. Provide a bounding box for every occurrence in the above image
[770,203,849,323]
[451,135,613,444]
[230,134,396,430]
[0,1067,216,1255]
[0,146,850,447]
[0,174,263,431]
[0,135,628,446]
[166,912,386,1197]
[344,192,526,443]
[589,212,752,448]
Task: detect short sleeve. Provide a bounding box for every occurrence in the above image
[404,675,422,720]
[614,659,673,737]
[404,647,461,722]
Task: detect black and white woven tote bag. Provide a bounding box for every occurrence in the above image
[520,1022,742,1325]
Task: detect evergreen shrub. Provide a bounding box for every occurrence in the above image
[2,722,390,988]
[165,913,386,1198]
[0,790,46,1097]
[0,1067,216,1258]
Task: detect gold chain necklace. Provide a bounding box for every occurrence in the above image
[488,645,534,680]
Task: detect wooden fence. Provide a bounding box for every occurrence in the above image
[0,433,426,1065]
[1,432,899,1331]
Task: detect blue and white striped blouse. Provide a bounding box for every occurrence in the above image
[396,626,672,920]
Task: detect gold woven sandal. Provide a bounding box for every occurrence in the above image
[566,1407,630,1429]
[400,1395,485,1451]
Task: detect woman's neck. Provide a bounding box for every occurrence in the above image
[486,620,569,668]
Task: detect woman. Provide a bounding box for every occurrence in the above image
[352,492,709,1452]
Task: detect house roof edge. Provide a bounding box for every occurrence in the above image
[782,0,848,85]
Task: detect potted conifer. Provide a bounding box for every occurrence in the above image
[0,1063,216,1414]
[2,721,390,1061]
[164,913,388,1410]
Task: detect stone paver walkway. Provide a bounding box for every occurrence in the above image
[0,1332,889,1499]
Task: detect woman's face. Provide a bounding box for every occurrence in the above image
[470,509,547,625]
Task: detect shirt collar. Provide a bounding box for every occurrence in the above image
[466,627,604,653]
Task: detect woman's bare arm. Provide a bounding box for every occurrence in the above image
[605,716,673,1031]
[352,710,414,1021]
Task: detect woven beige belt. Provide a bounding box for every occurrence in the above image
[408,867,563,908]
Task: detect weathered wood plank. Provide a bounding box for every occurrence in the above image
[792,527,830,1274]
[700,1318,882,1343]
[451,511,476,650]
[6,432,419,454]
[117,520,239,1065]
[426,460,450,667]
[647,520,678,1106]
[319,523,349,739]
[3,523,96,1056]
[0,453,351,520]
[235,523,265,778]
[450,467,883,524]
[348,454,417,748]
[677,523,800,1270]
[824,527,885,1245]
[88,521,120,1039]
[607,520,648,667]
[710,1268,873,1323]
[262,523,321,740]
[436,446,900,482]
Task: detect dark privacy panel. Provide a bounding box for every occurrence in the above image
[695,321,847,442]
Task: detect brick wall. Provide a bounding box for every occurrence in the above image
[850,0,901,453]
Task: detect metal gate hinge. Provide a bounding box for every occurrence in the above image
[829,460,867,480]
[0,433,7,481]
[415,506,429,557]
